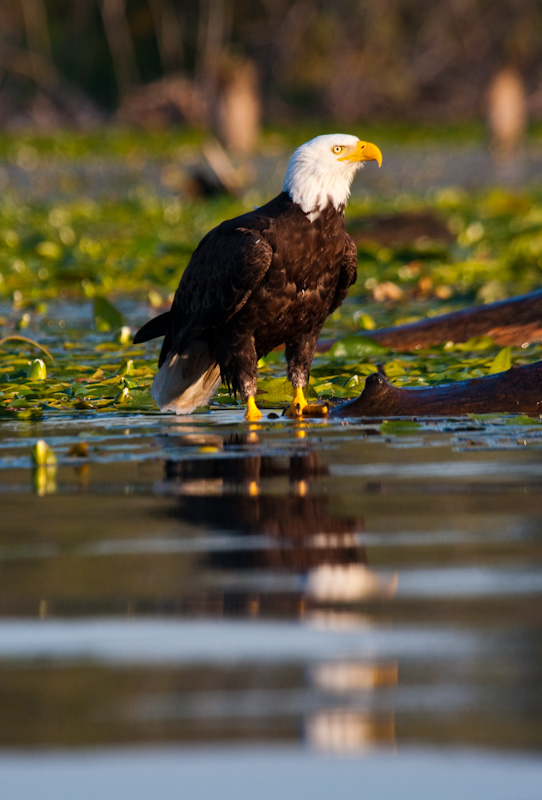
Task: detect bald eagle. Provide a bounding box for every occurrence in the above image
[134,134,382,419]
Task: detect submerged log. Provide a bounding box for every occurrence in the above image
[332,361,542,417]
[367,289,542,350]
[320,289,542,417]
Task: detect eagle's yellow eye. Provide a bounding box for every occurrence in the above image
[332,145,345,155]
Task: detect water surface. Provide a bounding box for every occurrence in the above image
[1,410,541,798]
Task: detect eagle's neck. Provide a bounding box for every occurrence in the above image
[283,159,361,223]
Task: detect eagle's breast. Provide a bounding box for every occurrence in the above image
[237,199,348,352]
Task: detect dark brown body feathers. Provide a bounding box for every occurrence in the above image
[135,191,358,403]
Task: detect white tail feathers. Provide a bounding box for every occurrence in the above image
[151,341,222,414]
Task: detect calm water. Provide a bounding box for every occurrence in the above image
[1,410,542,798]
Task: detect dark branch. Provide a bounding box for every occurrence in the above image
[368,289,542,350]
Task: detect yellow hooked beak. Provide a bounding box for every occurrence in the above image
[338,140,382,167]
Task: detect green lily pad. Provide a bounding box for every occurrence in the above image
[328,334,390,359]
[380,419,423,435]
[488,347,512,375]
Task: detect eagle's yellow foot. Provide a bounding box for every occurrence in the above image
[284,387,308,418]
[245,396,262,421]
[301,402,330,418]
[284,388,329,418]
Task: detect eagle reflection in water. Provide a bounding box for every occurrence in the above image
[155,429,397,617]
[155,430,398,753]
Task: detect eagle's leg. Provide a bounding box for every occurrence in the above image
[225,339,262,420]
[284,341,330,418]
[245,395,262,421]
[292,386,308,413]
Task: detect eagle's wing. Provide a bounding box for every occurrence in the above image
[328,234,358,315]
[166,225,273,359]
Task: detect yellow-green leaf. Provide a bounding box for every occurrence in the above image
[488,347,511,375]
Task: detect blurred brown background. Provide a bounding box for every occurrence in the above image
[1,1,541,152]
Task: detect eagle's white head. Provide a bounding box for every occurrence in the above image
[283,133,382,222]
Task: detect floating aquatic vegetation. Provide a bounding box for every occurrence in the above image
[0,131,542,417]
